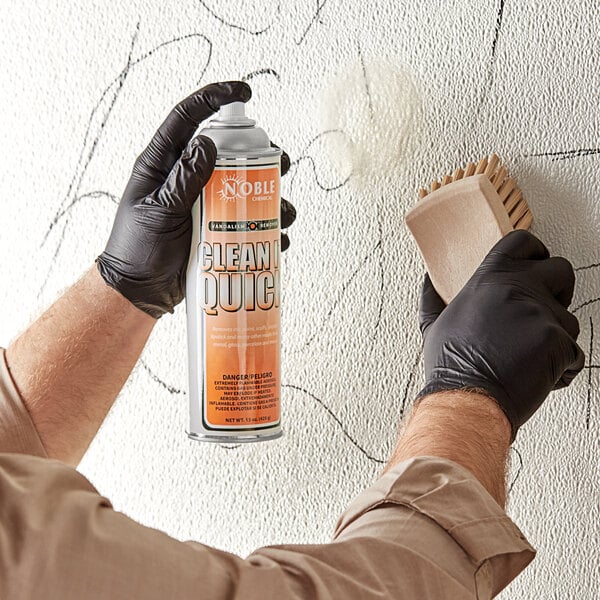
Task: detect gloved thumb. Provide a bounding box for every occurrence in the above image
[553,339,586,390]
[154,135,217,214]
[488,229,550,261]
[419,273,446,336]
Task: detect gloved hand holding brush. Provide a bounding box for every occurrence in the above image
[417,229,585,442]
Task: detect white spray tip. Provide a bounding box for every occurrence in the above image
[218,101,247,121]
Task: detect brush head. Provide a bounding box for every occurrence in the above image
[417,153,533,230]
[405,154,535,304]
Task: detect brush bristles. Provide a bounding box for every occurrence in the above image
[418,153,533,230]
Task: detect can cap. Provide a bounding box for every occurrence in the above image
[200,101,280,157]
[214,101,255,126]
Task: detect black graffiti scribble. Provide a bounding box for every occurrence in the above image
[356,41,384,340]
[586,317,595,430]
[357,41,374,119]
[289,153,351,193]
[576,262,600,272]
[242,68,281,82]
[138,366,388,460]
[296,0,328,45]
[289,129,352,195]
[578,269,600,439]
[51,191,119,226]
[573,298,600,313]
[484,0,507,95]
[37,21,140,296]
[372,213,385,341]
[287,131,387,349]
[43,31,213,232]
[301,240,381,349]
[527,148,600,161]
[491,0,507,66]
[508,446,523,494]
[401,349,423,418]
[197,0,326,45]
[466,0,507,141]
[283,384,386,464]
[198,0,281,35]
[140,359,182,395]
[43,22,139,243]
[38,27,213,298]
[290,154,351,192]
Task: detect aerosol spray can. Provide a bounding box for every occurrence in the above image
[186,102,282,442]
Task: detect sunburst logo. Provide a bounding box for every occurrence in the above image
[217,175,245,203]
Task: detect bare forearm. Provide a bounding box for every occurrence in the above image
[385,390,512,507]
[5,267,156,465]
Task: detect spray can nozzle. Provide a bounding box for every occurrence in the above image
[213,101,255,126]
[200,100,277,155]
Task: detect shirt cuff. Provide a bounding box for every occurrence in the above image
[0,347,47,457]
[333,456,536,598]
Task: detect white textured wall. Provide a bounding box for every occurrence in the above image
[0,1,598,597]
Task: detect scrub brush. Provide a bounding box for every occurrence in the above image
[405,154,533,304]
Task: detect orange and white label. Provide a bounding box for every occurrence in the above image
[199,163,280,429]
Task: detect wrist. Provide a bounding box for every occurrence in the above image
[415,389,512,441]
[95,260,163,320]
[386,389,511,507]
[417,377,519,443]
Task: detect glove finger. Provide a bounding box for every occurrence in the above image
[554,308,581,341]
[490,229,550,262]
[419,273,446,335]
[270,142,291,176]
[136,81,251,182]
[553,340,585,389]
[154,136,217,213]
[281,197,296,228]
[281,232,290,252]
[532,256,576,308]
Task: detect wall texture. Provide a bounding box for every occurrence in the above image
[0,1,598,597]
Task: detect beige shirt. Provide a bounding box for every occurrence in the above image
[0,348,535,599]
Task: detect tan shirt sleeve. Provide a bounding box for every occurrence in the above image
[0,348,47,457]
[0,347,535,599]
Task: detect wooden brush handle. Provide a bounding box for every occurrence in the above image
[406,175,514,304]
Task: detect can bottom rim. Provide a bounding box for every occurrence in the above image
[187,430,283,444]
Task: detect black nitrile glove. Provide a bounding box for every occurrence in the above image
[97,81,296,318]
[417,229,585,442]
